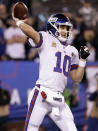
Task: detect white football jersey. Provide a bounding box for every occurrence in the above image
[28,31,79,92]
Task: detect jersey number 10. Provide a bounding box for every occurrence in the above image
[54,52,71,77]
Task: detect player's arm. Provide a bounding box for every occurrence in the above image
[69,46,90,83]
[12,12,40,45]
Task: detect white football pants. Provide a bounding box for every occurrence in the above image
[24,85,77,131]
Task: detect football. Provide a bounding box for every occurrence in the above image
[13,2,29,20]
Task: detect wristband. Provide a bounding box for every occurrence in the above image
[79,60,86,67]
[16,21,24,27]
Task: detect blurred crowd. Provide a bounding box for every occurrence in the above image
[0,0,98,62]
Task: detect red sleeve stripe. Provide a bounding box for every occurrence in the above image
[71,64,78,70]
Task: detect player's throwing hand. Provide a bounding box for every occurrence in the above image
[12,11,19,22]
[12,10,27,23]
[12,2,28,23]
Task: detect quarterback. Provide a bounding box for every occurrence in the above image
[12,13,90,131]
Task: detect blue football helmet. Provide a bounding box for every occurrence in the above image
[47,14,72,42]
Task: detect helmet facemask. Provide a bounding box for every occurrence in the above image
[56,24,72,42]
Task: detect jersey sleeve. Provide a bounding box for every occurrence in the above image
[27,31,47,49]
[71,47,79,71]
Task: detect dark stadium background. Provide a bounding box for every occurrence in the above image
[0,0,98,131]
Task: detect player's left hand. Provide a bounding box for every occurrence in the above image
[79,46,90,60]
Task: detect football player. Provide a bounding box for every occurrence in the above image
[12,13,90,131]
